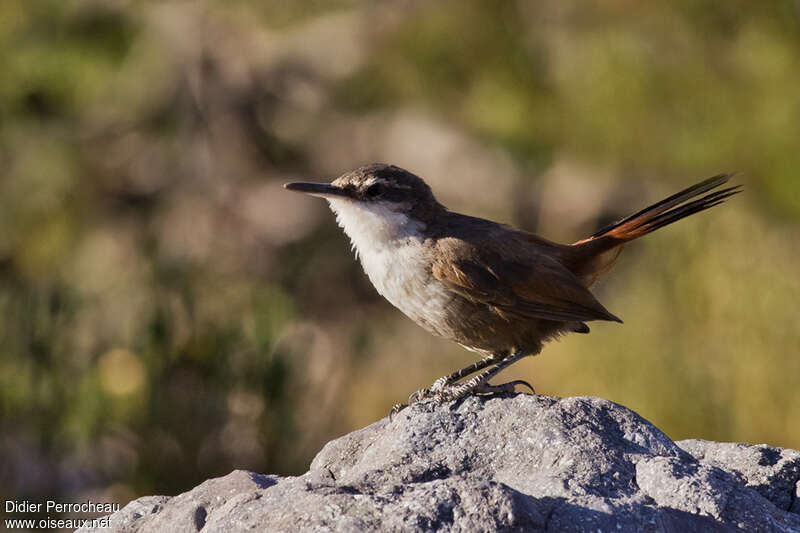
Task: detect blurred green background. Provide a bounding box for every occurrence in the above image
[1,0,799,517]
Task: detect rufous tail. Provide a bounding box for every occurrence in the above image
[566,174,741,285]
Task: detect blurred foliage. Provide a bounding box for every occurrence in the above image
[0,0,799,518]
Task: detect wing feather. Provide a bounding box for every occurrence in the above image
[431,241,621,324]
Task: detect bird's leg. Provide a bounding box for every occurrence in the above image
[433,350,531,403]
[409,352,506,402]
[389,353,507,419]
[430,352,506,391]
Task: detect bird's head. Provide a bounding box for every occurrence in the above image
[285,164,442,243]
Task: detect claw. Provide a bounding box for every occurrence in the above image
[506,379,536,394]
[474,379,536,395]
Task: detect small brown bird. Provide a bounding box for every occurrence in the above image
[285,164,740,412]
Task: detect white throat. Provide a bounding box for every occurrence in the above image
[326,198,425,259]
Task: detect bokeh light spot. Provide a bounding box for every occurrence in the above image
[98,348,146,397]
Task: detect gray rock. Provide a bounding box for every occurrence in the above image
[677,439,800,515]
[77,395,800,532]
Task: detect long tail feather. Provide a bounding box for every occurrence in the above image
[566,173,741,284]
[587,173,740,241]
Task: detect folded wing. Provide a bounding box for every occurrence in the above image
[432,241,622,324]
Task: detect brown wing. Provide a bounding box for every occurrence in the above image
[431,238,622,324]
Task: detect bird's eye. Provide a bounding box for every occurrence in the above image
[365,183,384,198]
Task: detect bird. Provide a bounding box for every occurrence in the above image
[284,164,740,413]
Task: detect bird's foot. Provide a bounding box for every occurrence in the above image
[387,351,533,419]
[432,377,535,403]
[404,376,453,403]
[388,387,435,420]
[409,387,433,402]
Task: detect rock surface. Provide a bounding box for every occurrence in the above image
[79,395,800,532]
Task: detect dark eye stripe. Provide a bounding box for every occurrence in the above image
[363,182,412,202]
[366,183,384,197]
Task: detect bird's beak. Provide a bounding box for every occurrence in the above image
[283,181,351,199]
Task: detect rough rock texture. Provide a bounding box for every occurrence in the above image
[78,395,800,532]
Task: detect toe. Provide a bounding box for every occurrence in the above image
[433,383,470,404]
[431,376,449,391]
[474,380,536,395]
[389,403,407,420]
[408,388,432,403]
[510,379,536,394]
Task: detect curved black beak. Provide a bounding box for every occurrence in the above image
[283,181,351,199]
